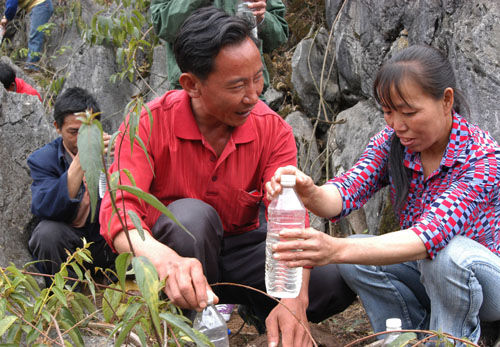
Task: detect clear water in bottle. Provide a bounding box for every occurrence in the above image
[265,174,304,298]
[236,1,258,40]
[193,291,229,347]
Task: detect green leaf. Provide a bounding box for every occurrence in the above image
[159,311,212,347]
[118,185,194,240]
[127,210,145,240]
[115,252,132,291]
[0,316,17,336]
[132,256,162,338]
[120,168,137,187]
[114,315,141,347]
[70,262,84,280]
[59,307,84,347]
[52,286,68,307]
[133,134,154,175]
[78,119,104,222]
[387,332,418,347]
[74,292,96,314]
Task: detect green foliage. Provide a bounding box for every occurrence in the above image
[82,0,158,82]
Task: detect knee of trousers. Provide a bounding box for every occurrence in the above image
[28,220,74,253]
[154,198,223,255]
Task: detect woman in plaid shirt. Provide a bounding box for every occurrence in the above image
[266,45,500,343]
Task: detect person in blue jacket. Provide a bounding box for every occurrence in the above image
[1,0,53,70]
[27,87,115,286]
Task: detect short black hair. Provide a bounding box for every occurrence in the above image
[173,6,254,81]
[0,62,16,89]
[53,87,101,128]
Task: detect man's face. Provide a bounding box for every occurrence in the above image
[191,37,264,128]
[54,114,82,156]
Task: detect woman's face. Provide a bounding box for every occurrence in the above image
[381,78,454,156]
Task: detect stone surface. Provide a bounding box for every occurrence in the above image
[326,100,387,235]
[285,111,322,184]
[0,87,56,268]
[291,27,339,123]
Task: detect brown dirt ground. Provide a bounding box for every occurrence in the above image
[226,299,373,346]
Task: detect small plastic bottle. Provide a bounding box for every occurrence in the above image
[382,318,402,346]
[98,155,112,198]
[265,174,305,298]
[235,0,258,40]
[193,291,229,347]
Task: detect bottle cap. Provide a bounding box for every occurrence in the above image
[386,318,402,330]
[281,174,296,187]
[206,290,214,305]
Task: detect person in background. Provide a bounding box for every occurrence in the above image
[266,45,500,344]
[150,0,289,94]
[1,0,53,71]
[100,7,355,347]
[0,61,41,101]
[28,87,115,287]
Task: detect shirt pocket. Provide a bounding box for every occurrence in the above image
[226,189,263,232]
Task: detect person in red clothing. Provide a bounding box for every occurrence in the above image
[99,7,354,347]
[0,61,41,101]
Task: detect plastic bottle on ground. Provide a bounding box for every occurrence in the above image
[193,291,229,347]
[382,318,402,346]
[265,174,305,298]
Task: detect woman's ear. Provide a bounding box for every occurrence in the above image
[443,87,454,115]
[179,72,201,98]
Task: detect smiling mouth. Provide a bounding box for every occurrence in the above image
[399,137,415,146]
[236,110,252,117]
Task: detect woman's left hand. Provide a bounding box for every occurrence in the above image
[272,228,337,268]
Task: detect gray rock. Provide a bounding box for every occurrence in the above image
[0,88,56,269]
[146,44,170,102]
[291,27,339,122]
[44,0,139,133]
[324,0,499,140]
[285,111,322,184]
[263,87,285,112]
[327,100,387,235]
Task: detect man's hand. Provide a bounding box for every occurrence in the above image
[1,16,7,28]
[114,230,216,311]
[266,297,312,347]
[157,253,217,311]
[247,0,267,24]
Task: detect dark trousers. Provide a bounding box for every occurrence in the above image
[151,198,356,323]
[28,219,115,286]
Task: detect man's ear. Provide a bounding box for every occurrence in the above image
[179,72,201,98]
[54,121,61,134]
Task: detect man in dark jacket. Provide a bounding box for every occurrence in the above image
[27,87,114,286]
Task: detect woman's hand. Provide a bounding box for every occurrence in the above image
[271,228,337,268]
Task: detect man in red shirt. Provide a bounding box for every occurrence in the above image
[0,62,41,101]
[100,7,354,346]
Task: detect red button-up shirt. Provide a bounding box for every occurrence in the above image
[329,113,500,259]
[100,90,297,248]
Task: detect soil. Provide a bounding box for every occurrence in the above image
[226,299,373,346]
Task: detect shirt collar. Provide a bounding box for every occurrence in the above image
[403,112,468,172]
[172,90,257,144]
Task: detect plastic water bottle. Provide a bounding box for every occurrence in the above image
[382,318,402,346]
[193,290,229,347]
[265,174,305,298]
[236,0,258,40]
[98,155,112,198]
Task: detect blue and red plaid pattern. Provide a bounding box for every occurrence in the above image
[329,113,500,259]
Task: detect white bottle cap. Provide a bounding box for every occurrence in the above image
[206,290,214,305]
[386,318,402,330]
[280,174,296,187]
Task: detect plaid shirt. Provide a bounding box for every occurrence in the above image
[329,113,500,259]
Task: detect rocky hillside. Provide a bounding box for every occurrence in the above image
[0,0,498,268]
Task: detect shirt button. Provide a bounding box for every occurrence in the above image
[212,176,217,181]
[210,155,216,162]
